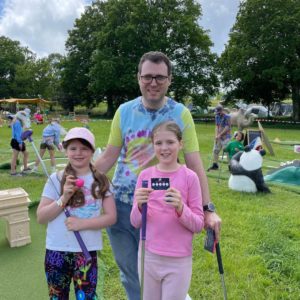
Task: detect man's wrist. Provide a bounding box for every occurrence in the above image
[203,202,216,212]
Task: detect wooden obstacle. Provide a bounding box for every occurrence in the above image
[0,188,31,247]
[68,111,76,120]
[75,114,90,123]
[244,121,275,156]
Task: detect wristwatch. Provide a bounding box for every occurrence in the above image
[203,202,216,212]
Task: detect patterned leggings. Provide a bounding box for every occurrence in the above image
[45,249,98,300]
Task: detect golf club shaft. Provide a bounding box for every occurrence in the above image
[217,150,225,182]
[140,180,148,300]
[220,275,228,300]
[28,135,92,263]
[140,241,145,300]
[208,139,216,169]
[216,242,227,300]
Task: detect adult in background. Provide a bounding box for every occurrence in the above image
[31,118,63,174]
[95,51,221,300]
[10,111,31,176]
[207,104,231,171]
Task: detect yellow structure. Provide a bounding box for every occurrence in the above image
[0,188,31,247]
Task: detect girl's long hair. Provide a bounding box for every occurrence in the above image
[60,139,110,207]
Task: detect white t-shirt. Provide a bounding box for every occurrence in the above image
[42,172,107,252]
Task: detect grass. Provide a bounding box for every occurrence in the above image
[0,119,300,299]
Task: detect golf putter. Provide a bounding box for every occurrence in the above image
[140,179,148,300]
[23,130,92,263]
[204,228,228,300]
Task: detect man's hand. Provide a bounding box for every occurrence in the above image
[204,211,222,242]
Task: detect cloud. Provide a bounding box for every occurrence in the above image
[0,0,240,57]
[198,0,240,55]
[0,0,89,57]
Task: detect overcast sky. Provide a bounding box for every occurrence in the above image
[0,0,240,57]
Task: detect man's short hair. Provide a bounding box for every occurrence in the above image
[138,51,172,76]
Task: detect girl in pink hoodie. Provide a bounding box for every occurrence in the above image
[130,121,204,300]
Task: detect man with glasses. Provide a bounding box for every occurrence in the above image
[95,51,221,300]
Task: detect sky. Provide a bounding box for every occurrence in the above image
[0,0,240,58]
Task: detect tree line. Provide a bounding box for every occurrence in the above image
[0,0,299,120]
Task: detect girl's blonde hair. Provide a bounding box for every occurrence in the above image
[151,120,182,142]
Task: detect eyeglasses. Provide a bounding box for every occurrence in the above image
[140,75,169,84]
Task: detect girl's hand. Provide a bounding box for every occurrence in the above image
[65,216,82,231]
[134,187,152,209]
[62,175,79,206]
[164,187,183,214]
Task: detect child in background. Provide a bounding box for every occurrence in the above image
[37,127,116,300]
[32,119,63,173]
[224,130,245,160]
[10,111,31,176]
[130,121,204,300]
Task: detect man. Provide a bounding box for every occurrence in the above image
[95,51,221,300]
[207,104,231,171]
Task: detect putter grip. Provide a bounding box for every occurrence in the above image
[216,242,224,274]
[64,208,92,263]
[141,180,148,241]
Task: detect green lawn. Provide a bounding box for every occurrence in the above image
[0,119,299,299]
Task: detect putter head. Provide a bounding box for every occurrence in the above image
[21,130,33,141]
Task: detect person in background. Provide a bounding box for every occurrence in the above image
[10,111,31,176]
[32,118,63,173]
[131,121,204,300]
[34,109,44,124]
[95,51,221,300]
[207,104,231,171]
[37,127,116,300]
[224,130,245,160]
[24,107,31,129]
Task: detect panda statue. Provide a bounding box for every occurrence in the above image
[228,146,270,193]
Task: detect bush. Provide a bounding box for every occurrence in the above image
[90,107,105,116]
[74,106,89,114]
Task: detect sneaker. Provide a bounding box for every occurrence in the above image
[22,167,32,174]
[207,163,219,172]
[31,166,38,173]
[10,172,23,177]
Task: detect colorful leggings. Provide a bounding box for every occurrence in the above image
[45,249,98,300]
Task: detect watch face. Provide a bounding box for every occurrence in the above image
[208,202,215,212]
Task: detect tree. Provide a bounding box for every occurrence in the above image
[61,2,107,111]
[219,0,300,120]
[64,0,219,116]
[0,36,28,98]
[12,53,64,102]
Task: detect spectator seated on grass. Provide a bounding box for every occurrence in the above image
[224,131,245,161]
[34,112,44,124]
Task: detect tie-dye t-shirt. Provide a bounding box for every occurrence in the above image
[108,96,199,204]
